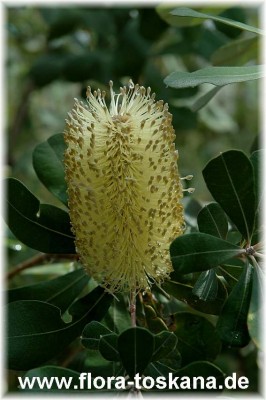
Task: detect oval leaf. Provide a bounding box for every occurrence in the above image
[202,150,256,241]
[170,232,243,274]
[197,202,228,239]
[164,65,264,89]
[216,262,253,347]
[192,269,218,301]
[33,133,68,206]
[7,268,89,313]
[118,327,154,378]
[81,321,112,350]
[7,286,112,370]
[174,361,225,391]
[4,178,75,254]
[99,333,120,361]
[163,279,227,315]
[152,331,178,362]
[173,312,221,366]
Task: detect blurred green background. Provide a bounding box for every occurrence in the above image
[5,5,261,393]
[7,5,260,206]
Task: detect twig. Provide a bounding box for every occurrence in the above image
[7,253,78,280]
[130,289,136,327]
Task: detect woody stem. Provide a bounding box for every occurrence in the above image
[130,289,136,327]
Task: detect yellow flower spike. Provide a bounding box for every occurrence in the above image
[64,80,185,293]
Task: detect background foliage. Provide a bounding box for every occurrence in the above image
[5,4,262,394]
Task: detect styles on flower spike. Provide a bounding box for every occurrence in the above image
[64,80,185,293]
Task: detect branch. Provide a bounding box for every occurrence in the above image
[7,253,78,280]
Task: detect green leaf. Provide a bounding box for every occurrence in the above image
[174,361,225,391]
[163,279,227,315]
[218,259,244,288]
[216,262,253,347]
[4,178,75,254]
[152,331,178,361]
[101,295,131,334]
[156,5,227,28]
[164,65,264,89]
[33,134,68,206]
[191,86,222,112]
[144,361,177,380]
[99,333,120,361]
[192,269,218,301]
[202,150,256,240]
[211,36,259,66]
[118,327,154,378]
[7,286,112,370]
[248,266,263,348]
[170,7,264,35]
[173,312,221,366]
[7,268,89,313]
[20,366,80,392]
[170,232,243,274]
[197,202,228,239]
[250,150,263,243]
[81,321,112,350]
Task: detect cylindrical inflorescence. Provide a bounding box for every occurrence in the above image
[64,80,185,293]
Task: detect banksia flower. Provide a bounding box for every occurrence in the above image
[64,81,185,293]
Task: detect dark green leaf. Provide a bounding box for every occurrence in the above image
[173,312,221,366]
[164,66,264,89]
[163,278,227,315]
[248,266,263,348]
[216,262,253,347]
[202,150,256,240]
[7,286,112,370]
[170,232,243,274]
[197,203,228,239]
[33,134,68,206]
[81,321,112,350]
[218,262,243,288]
[4,178,75,254]
[170,7,263,35]
[192,269,218,301]
[144,361,177,380]
[118,327,154,378]
[99,333,120,361]
[7,268,89,313]
[152,331,178,361]
[174,361,225,391]
[250,150,263,243]
[19,366,80,392]
[101,295,131,334]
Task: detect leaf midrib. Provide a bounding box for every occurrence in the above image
[8,200,74,240]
